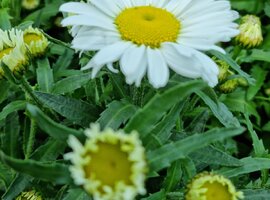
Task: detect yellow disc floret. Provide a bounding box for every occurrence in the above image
[115,6,180,48]
[83,142,133,187]
[185,172,244,200]
[0,29,29,79]
[23,26,49,58]
[65,124,147,200]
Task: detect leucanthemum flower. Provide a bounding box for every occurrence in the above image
[23,26,49,57]
[16,190,42,200]
[22,0,40,10]
[0,29,29,79]
[235,15,263,48]
[60,0,239,88]
[64,124,147,200]
[185,172,244,200]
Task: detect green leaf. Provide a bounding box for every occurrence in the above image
[0,100,27,121]
[124,80,206,138]
[147,127,244,172]
[163,160,182,192]
[196,90,240,127]
[221,91,260,124]
[62,188,92,200]
[3,112,20,158]
[244,114,267,157]
[53,48,74,73]
[98,100,137,130]
[247,66,267,100]
[34,92,99,126]
[185,109,209,134]
[31,139,67,161]
[0,162,13,189]
[243,189,270,200]
[218,157,270,177]
[210,50,255,85]
[26,104,83,141]
[52,72,91,94]
[23,1,63,25]
[231,0,264,14]
[248,49,270,63]
[36,58,54,93]
[0,150,72,184]
[0,80,9,104]
[145,102,185,149]
[142,190,166,200]
[0,8,11,30]
[2,174,32,200]
[190,145,243,167]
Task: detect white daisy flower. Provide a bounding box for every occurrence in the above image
[60,0,239,88]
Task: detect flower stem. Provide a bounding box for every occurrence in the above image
[25,119,37,159]
[20,76,43,109]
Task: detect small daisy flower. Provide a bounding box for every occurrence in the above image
[0,29,29,79]
[185,172,244,200]
[23,27,49,57]
[65,124,147,200]
[236,15,263,48]
[22,0,40,10]
[16,190,42,200]
[60,0,239,88]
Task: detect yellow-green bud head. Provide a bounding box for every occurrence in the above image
[22,0,40,10]
[236,77,248,87]
[219,79,239,94]
[0,29,29,79]
[235,15,263,48]
[16,190,42,200]
[23,26,49,58]
[212,57,231,82]
[185,172,244,200]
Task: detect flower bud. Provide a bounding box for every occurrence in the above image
[236,15,263,48]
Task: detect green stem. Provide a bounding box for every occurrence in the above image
[232,45,242,60]
[43,31,92,59]
[25,119,37,159]
[20,76,43,109]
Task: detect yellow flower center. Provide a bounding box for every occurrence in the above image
[23,33,42,45]
[115,6,180,48]
[84,142,132,188]
[203,181,232,200]
[0,48,13,59]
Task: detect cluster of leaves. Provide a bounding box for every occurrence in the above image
[0,0,270,199]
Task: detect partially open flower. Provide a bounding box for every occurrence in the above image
[22,0,40,10]
[185,172,244,200]
[23,27,49,57]
[236,15,263,48]
[16,190,42,200]
[65,124,147,200]
[0,29,29,79]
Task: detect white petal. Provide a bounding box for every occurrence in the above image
[90,0,121,17]
[161,44,201,78]
[120,44,146,76]
[61,15,115,31]
[147,48,169,88]
[81,41,131,77]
